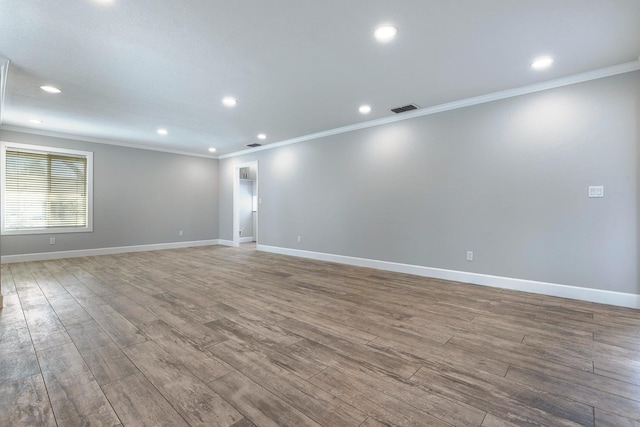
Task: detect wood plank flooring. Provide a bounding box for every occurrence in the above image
[1,245,640,426]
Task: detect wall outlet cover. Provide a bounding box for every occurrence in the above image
[588,186,604,198]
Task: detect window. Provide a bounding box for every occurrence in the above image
[1,142,93,235]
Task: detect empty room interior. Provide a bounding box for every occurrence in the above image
[1,1,640,426]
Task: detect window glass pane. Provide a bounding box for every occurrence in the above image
[4,148,88,230]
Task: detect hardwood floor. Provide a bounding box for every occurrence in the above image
[1,245,640,426]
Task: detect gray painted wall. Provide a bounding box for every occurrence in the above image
[0,130,219,256]
[219,71,639,294]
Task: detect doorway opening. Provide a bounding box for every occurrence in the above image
[233,161,258,248]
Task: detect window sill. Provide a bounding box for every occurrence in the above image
[1,227,93,236]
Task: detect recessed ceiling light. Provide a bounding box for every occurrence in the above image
[257,133,267,140]
[208,147,217,153]
[157,128,168,135]
[40,85,61,94]
[359,105,372,114]
[531,56,554,70]
[29,119,43,124]
[222,96,238,107]
[374,25,397,43]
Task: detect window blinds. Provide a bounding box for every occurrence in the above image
[4,148,88,230]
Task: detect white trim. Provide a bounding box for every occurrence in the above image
[219,61,640,159]
[2,62,637,161]
[257,244,640,309]
[217,239,235,247]
[0,125,218,159]
[0,239,221,263]
[239,236,254,243]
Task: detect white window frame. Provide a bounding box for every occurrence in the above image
[1,141,94,235]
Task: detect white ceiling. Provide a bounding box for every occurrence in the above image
[1,1,639,157]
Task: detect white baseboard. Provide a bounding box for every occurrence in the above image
[257,244,640,309]
[217,238,254,246]
[0,239,221,264]
[4,240,637,309]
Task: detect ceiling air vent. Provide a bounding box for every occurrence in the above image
[246,143,262,148]
[391,104,419,114]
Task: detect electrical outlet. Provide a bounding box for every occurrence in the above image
[588,186,604,198]
[466,251,473,261]
[239,230,242,236]
[49,237,55,245]
[179,230,183,236]
[297,235,301,243]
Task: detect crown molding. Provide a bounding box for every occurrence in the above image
[0,125,219,159]
[219,60,640,159]
[2,61,637,161]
